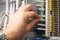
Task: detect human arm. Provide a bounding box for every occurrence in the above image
[3,4,40,40]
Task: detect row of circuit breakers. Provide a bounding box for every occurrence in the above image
[0,0,60,40]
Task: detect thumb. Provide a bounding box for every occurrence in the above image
[29,19,39,27]
[27,19,39,30]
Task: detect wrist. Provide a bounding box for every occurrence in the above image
[3,29,18,40]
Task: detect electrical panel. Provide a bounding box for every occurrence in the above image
[0,0,60,40]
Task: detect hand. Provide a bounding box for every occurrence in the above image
[3,4,39,40]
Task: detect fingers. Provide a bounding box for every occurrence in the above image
[30,19,39,27]
[19,4,39,19]
[25,11,39,19]
[25,11,40,30]
[24,11,39,24]
[26,19,39,30]
[20,4,37,13]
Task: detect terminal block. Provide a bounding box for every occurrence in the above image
[51,0,60,37]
